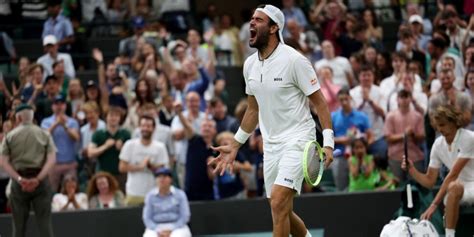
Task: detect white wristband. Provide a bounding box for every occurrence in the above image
[234,127,251,144]
[322,129,335,149]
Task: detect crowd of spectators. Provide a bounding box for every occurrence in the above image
[0,0,473,231]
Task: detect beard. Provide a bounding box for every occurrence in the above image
[249,28,270,50]
[141,131,152,140]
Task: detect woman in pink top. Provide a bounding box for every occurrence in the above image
[317,66,340,112]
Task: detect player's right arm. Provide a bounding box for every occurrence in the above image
[402,159,439,188]
[209,95,259,175]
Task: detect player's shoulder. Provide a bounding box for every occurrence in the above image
[280,44,307,61]
[460,128,474,142]
[243,52,258,68]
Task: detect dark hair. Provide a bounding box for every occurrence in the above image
[430,37,448,49]
[139,114,156,127]
[397,89,412,98]
[399,28,413,39]
[86,172,121,199]
[363,8,379,27]
[52,60,63,69]
[464,69,474,89]
[351,137,368,149]
[391,51,408,62]
[210,97,225,108]
[359,64,375,73]
[337,87,351,97]
[134,79,155,105]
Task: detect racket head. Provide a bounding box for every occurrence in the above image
[302,140,325,186]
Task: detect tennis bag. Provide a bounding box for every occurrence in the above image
[380,216,439,237]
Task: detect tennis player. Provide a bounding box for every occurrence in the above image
[209,5,334,237]
[402,105,474,237]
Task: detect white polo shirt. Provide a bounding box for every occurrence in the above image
[243,43,320,144]
[429,128,474,183]
[314,57,353,87]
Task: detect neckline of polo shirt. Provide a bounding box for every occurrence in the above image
[258,43,281,62]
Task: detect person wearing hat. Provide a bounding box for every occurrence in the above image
[119,16,147,61]
[40,94,80,192]
[142,167,191,237]
[1,104,57,237]
[210,4,334,237]
[37,34,76,79]
[41,0,74,51]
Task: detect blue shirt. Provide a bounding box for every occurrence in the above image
[282,7,308,37]
[142,186,190,231]
[42,15,74,42]
[331,109,371,153]
[41,115,79,163]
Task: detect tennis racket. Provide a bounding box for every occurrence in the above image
[302,140,341,186]
[404,133,414,208]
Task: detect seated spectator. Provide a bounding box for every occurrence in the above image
[404,3,432,36]
[21,64,45,102]
[384,89,425,182]
[430,36,465,80]
[285,18,321,62]
[186,28,211,67]
[431,56,465,93]
[282,0,308,36]
[31,75,64,123]
[401,105,474,237]
[80,101,106,175]
[315,40,354,88]
[395,15,431,52]
[37,35,75,79]
[397,28,427,74]
[42,0,74,51]
[119,16,146,62]
[119,115,169,206]
[142,168,191,237]
[212,132,252,199]
[41,95,80,192]
[124,79,155,132]
[88,106,131,191]
[375,52,393,83]
[53,61,71,98]
[159,95,175,127]
[362,9,383,48]
[52,174,88,212]
[332,88,373,191]
[386,72,428,115]
[348,138,378,192]
[67,79,85,120]
[86,171,125,209]
[316,66,340,112]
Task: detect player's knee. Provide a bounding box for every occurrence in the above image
[270,195,291,215]
[447,181,464,200]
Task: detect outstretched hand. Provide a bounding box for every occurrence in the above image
[208,141,241,176]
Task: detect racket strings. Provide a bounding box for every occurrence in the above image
[307,144,321,182]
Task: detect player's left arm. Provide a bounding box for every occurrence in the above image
[308,90,334,166]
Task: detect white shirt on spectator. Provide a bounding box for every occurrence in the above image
[430,76,465,94]
[37,52,75,79]
[350,85,387,140]
[132,120,175,157]
[380,74,423,96]
[119,139,169,197]
[429,128,474,183]
[171,111,206,165]
[387,89,428,114]
[52,193,88,211]
[314,57,353,87]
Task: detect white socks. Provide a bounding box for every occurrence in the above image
[445,228,455,237]
[305,230,312,237]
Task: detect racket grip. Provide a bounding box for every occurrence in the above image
[407,184,414,208]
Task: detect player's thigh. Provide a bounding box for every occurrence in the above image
[274,140,306,197]
[460,182,474,205]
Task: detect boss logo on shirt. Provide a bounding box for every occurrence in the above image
[274,78,283,81]
[284,178,293,183]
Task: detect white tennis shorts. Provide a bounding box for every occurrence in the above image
[263,138,309,198]
[443,181,474,205]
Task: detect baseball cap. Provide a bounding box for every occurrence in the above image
[408,15,423,24]
[15,103,33,113]
[132,16,145,29]
[53,94,66,103]
[153,167,173,177]
[255,4,285,44]
[86,80,98,88]
[43,35,58,46]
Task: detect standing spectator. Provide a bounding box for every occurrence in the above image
[316,66,340,112]
[386,72,428,115]
[80,101,106,174]
[42,0,74,51]
[332,88,373,191]
[21,64,45,103]
[397,28,427,74]
[376,52,393,83]
[285,19,321,62]
[51,174,88,211]
[384,89,425,182]
[186,28,210,67]
[404,3,432,36]
[0,104,56,237]
[86,171,125,209]
[209,97,238,134]
[123,79,155,132]
[41,95,80,192]
[67,79,85,120]
[171,92,206,188]
[431,56,466,93]
[429,69,472,127]
[119,115,169,206]
[362,9,383,47]
[142,168,191,237]
[442,9,473,54]
[159,95,176,127]
[465,70,474,130]
[315,40,355,88]
[119,16,146,61]
[88,106,131,190]
[309,0,346,55]
[430,37,465,80]
[281,0,308,37]
[53,61,71,98]
[132,103,175,169]
[37,35,76,79]
[350,65,387,160]
[31,75,63,124]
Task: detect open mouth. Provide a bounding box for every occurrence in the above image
[250,29,257,40]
